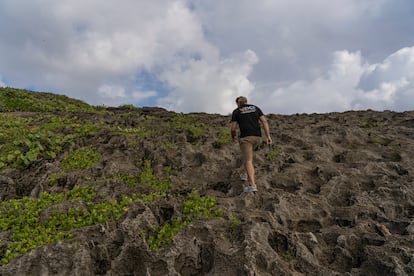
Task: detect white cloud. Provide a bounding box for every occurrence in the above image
[1,0,414,114]
[355,47,414,111]
[258,46,414,114]
[191,0,393,83]
[98,84,157,106]
[0,0,219,106]
[98,85,127,99]
[157,49,258,114]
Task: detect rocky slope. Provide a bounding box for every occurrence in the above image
[0,101,413,275]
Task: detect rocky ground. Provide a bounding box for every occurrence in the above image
[0,107,413,276]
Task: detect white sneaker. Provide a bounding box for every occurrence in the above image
[243,185,258,193]
[240,173,248,181]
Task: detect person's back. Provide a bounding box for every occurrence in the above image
[232,103,263,138]
[230,96,272,193]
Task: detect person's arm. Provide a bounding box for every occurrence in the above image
[230,121,239,143]
[259,115,272,144]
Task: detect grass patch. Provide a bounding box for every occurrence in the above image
[0,87,98,112]
[117,126,153,138]
[161,142,178,150]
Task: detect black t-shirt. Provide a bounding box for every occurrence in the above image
[231,104,264,138]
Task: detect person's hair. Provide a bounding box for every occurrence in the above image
[235,96,247,107]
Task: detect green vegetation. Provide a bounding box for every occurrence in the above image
[148,189,222,250]
[148,217,191,250]
[182,189,222,219]
[230,215,242,230]
[0,114,75,169]
[161,142,178,150]
[367,133,392,146]
[0,87,100,112]
[265,148,281,159]
[49,146,101,185]
[0,88,231,265]
[117,126,153,138]
[138,160,171,193]
[1,158,177,266]
[391,143,401,152]
[358,120,379,129]
[112,174,140,187]
[213,128,232,148]
[0,185,134,265]
[281,246,297,262]
[34,114,106,137]
[61,146,101,171]
[118,104,138,110]
[165,113,207,139]
[0,112,114,171]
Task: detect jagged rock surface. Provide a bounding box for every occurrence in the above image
[1,108,413,276]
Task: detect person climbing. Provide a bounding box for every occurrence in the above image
[230,96,272,192]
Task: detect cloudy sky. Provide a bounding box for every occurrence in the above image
[1,0,414,115]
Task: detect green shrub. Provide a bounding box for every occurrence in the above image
[0,114,75,169]
[230,215,241,229]
[148,189,222,250]
[183,189,223,219]
[213,128,232,148]
[0,87,97,112]
[0,186,110,265]
[165,114,207,139]
[61,146,101,171]
[161,142,178,150]
[139,160,170,193]
[0,185,162,265]
[117,126,153,138]
[265,149,281,159]
[148,217,191,250]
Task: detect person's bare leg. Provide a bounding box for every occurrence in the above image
[244,160,256,187]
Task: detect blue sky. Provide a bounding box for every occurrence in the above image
[1,0,414,115]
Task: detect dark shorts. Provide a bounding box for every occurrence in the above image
[239,136,262,162]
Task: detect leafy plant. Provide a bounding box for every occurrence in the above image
[113,174,140,187]
[148,217,191,250]
[148,189,222,250]
[139,160,171,193]
[183,189,223,219]
[0,115,75,169]
[61,146,101,171]
[0,186,89,264]
[230,215,241,230]
[0,185,157,265]
[38,114,107,137]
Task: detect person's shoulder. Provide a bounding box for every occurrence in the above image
[247,104,260,109]
[231,108,239,120]
[254,105,265,115]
